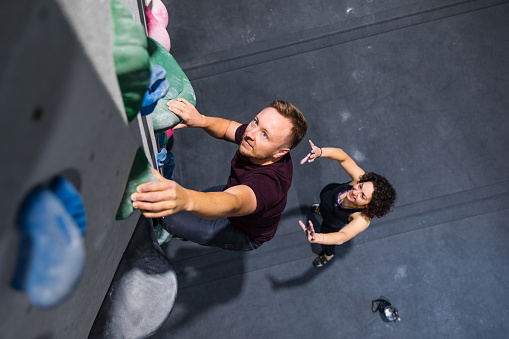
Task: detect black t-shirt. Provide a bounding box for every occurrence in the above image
[319,182,362,227]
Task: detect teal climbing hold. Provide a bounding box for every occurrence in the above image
[146,37,196,133]
[154,222,172,245]
[12,181,86,308]
[111,0,151,122]
[116,148,158,220]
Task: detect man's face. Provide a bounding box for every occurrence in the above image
[239,107,293,165]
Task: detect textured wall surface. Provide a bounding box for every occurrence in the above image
[0,0,157,338]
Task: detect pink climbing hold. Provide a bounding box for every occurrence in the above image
[149,0,168,28]
[146,5,171,52]
[165,129,174,140]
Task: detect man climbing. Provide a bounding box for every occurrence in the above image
[131,98,307,251]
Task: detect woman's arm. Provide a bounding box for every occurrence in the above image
[299,212,370,245]
[300,140,365,182]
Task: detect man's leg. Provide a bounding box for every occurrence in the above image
[163,212,260,251]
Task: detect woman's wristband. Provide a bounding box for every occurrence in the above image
[318,147,323,158]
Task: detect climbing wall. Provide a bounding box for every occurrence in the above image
[0,0,190,337]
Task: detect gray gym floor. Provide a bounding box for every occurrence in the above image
[150,1,509,338]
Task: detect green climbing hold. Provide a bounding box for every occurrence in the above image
[111,0,151,122]
[147,37,196,132]
[154,223,172,245]
[116,148,158,220]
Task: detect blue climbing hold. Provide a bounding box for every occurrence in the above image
[49,176,87,234]
[161,150,175,180]
[156,147,167,168]
[12,184,85,308]
[155,145,175,180]
[141,64,170,116]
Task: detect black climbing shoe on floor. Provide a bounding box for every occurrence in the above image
[310,204,320,215]
[313,254,334,267]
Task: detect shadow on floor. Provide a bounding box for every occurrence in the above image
[153,245,246,335]
[266,243,352,290]
[268,205,353,290]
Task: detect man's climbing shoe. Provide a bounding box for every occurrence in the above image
[310,203,321,215]
[313,254,334,268]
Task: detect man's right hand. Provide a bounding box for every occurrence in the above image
[131,168,191,218]
[167,98,205,130]
[131,168,257,219]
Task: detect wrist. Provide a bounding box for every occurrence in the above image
[198,114,208,129]
[318,147,323,158]
[183,187,195,212]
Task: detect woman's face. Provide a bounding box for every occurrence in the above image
[347,181,374,208]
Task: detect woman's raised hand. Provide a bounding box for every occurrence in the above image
[299,219,317,243]
[300,140,322,164]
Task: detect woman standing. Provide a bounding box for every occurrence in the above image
[299,140,396,267]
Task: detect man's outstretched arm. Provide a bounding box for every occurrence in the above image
[131,169,257,219]
[168,98,240,142]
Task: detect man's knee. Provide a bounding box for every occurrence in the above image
[163,213,222,246]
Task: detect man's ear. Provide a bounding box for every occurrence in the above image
[273,148,290,159]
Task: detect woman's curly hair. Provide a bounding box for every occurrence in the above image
[358,172,396,219]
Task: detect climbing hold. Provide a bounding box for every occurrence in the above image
[141,65,170,116]
[49,176,87,234]
[158,131,168,147]
[154,222,172,245]
[156,147,167,168]
[89,216,177,338]
[160,150,175,180]
[146,37,196,133]
[116,148,158,220]
[166,129,174,141]
[146,5,171,52]
[148,0,168,28]
[111,0,151,122]
[12,185,85,308]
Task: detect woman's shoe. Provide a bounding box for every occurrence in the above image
[310,204,321,215]
[313,254,334,267]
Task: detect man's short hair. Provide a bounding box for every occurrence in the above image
[269,100,307,149]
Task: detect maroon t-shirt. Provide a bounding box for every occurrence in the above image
[226,124,293,244]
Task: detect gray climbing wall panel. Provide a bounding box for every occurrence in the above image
[0,0,159,337]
